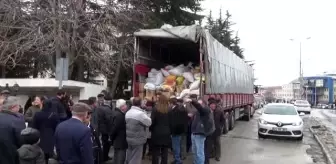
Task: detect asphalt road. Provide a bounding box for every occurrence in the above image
[107,111,325,164]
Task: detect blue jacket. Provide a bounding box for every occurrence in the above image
[55,118,94,164]
[0,110,26,149]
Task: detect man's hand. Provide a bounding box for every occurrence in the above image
[185,98,192,103]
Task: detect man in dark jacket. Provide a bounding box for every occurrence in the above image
[96,95,114,162]
[88,97,98,130]
[83,104,102,164]
[168,97,188,164]
[0,96,26,149]
[187,97,214,164]
[50,90,67,121]
[110,99,128,164]
[97,93,105,106]
[55,103,94,164]
[205,99,225,163]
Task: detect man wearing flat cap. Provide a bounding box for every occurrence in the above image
[0,90,10,108]
[55,103,94,164]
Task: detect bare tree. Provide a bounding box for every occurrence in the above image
[0,0,149,85]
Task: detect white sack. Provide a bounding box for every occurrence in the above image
[154,72,164,85]
[168,66,184,76]
[148,72,157,78]
[177,89,190,99]
[146,77,156,83]
[161,69,170,77]
[189,89,200,95]
[165,65,174,70]
[183,72,194,82]
[144,83,156,90]
[150,68,159,73]
[189,80,200,91]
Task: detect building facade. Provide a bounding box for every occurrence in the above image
[303,76,335,105]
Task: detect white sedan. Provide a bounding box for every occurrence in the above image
[258,103,305,140]
[294,100,311,114]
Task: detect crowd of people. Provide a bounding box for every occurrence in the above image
[0,89,226,164]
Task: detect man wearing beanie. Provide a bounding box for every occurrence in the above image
[205,98,224,163]
[17,128,45,164]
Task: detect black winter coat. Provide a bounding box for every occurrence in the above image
[50,97,67,120]
[168,105,189,135]
[96,105,114,134]
[212,107,225,137]
[150,108,171,146]
[110,108,127,149]
[89,124,102,164]
[33,100,60,155]
[0,140,20,164]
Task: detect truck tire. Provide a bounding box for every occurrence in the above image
[250,107,255,118]
[244,107,251,121]
[223,113,229,134]
[229,111,235,130]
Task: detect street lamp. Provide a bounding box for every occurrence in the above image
[290,37,311,99]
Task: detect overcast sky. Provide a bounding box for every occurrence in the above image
[201,0,336,86]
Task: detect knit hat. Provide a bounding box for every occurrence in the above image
[20,128,40,145]
[208,99,217,105]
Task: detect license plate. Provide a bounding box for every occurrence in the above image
[272,127,287,131]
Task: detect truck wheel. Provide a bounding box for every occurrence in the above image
[223,113,229,134]
[229,111,235,130]
[250,107,255,118]
[244,107,251,121]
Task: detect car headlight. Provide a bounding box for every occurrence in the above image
[259,119,267,124]
[292,121,303,126]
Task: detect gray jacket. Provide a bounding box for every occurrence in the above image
[17,144,45,164]
[125,106,152,145]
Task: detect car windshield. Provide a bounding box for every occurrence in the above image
[295,100,309,105]
[263,105,298,115]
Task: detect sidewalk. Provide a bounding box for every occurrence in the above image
[310,116,336,164]
[322,109,336,118]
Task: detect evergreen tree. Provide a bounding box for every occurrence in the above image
[205,9,244,59]
[147,0,204,27]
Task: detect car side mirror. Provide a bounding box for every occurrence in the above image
[299,112,305,116]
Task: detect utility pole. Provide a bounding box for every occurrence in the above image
[290,37,310,100]
[299,42,303,99]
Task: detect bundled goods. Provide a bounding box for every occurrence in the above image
[142,63,204,101]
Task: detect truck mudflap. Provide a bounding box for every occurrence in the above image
[243,105,252,121]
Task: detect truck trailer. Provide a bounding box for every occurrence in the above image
[132,25,255,134]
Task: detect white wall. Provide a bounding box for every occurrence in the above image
[0,78,107,103]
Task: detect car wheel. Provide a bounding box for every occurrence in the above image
[258,133,265,139]
[297,135,303,141]
[223,114,229,134]
[229,111,235,130]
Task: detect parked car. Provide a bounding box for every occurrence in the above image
[258,103,304,140]
[294,100,311,114]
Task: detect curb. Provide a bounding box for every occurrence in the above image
[309,127,335,164]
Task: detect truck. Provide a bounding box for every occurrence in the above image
[132,25,255,134]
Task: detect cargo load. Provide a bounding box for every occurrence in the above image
[133,25,256,132]
[133,25,254,102]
